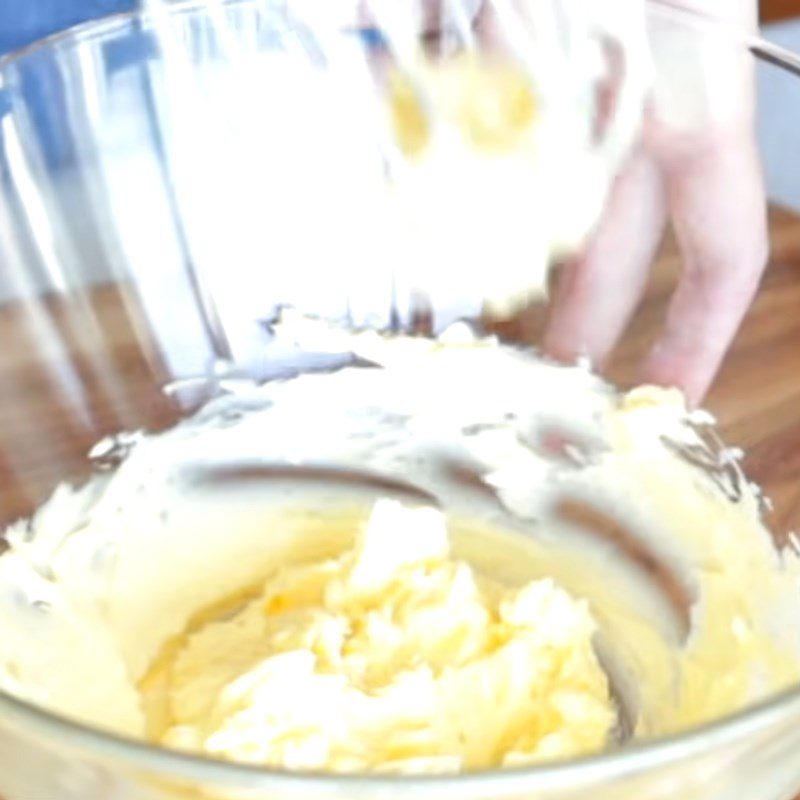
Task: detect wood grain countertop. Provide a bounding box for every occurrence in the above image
[0,205,799,530]
[763,0,800,23]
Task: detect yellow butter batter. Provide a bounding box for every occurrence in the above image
[156,500,614,773]
[2,317,800,783]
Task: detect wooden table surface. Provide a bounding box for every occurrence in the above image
[763,0,800,23]
[1,205,800,534]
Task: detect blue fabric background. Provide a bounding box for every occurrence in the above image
[0,0,135,55]
[0,2,382,167]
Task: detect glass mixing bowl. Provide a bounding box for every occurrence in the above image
[1,1,800,798]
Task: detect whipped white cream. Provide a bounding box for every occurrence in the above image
[0,316,797,763]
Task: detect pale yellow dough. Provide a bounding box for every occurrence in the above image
[158,500,613,773]
[3,317,800,781]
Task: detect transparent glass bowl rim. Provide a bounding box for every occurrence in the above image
[1,0,800,791]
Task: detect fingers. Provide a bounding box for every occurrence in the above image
[642,128,768,405]
[543,149,667,367]
[623,0,762,404]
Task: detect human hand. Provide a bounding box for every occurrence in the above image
[543,0,766,406]
[349,0,765,404]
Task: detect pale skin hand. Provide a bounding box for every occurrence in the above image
[368,0,764,405]
[542,0,766,406]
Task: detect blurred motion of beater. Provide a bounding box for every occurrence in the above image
[354,0,652,319]
[139,0,652,325]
